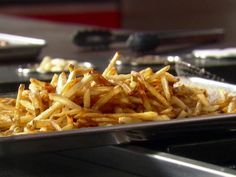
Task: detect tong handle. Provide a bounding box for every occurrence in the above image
[127,28,224,52]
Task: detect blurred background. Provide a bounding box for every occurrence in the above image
[0,0,236,84]
[0,0,235,44]
[1,2,236,176]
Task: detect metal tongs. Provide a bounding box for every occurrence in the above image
[73,28,224,52]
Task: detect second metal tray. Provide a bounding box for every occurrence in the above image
[0,33,46,61]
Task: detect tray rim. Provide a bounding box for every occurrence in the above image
[1,112,236,142]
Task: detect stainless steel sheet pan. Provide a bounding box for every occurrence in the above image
[0,77,236,156]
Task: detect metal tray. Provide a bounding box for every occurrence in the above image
[1,77,236,156]
[0,33,46,61]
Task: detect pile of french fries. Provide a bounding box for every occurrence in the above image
[0,52,236,136]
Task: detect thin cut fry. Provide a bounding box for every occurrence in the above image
[161,75,171,101]
[102,52,120,77]
[49,93,81,109]
[83,89,91,109]
[92,86,121,110]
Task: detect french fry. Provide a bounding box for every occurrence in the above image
[63,74,93,98]
[92,86,121,110]
[142,78,169,106]
[197,93,210,107]
[50,120,62,131]
[0,102,15,110]
[102,52,120,77]
[26,102,63,130]
[119,117,142,124]
[83,88,91,109]
[177,110,188,118]
[50,74,59,87]
[227,98,236,113]
[0,115,12,130]
[142,96,153,112]
[61,116,74,130]
[171,96,187,110]
[49,93,81,109]
[148,65,170,81]
[75,111,159,121]
[161,75,171,101]
[56,72,67,94]
[34,119,52,129]
[29,92,44,113]
[20,100,35,112]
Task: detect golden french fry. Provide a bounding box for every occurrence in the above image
[119,117,142,124]
[108,74,131,81]
[142,96,153,111]
[102,52,120,77]
[139,67,153,79]
[202,105,220,112]
[26,102,63,130]
[29,92,44,113]
[177,110,188,118]
[197,93,210,107]
[161,75,171,101]
[56,72,67,94]
[75,111,158,121]
[0,102,15,110]
[148,65,170,81]
[50,74,59,87]
[92,86,121,110]
[63,74,93,98]
[227,98,236,113]
[0,115,12,129]
[161,107,173,114]
[142,78,169,106]
[171,96,187,110]
[50,120,62,131]
[165,72,178,82]
[15,84,25,109]
[194,101,202,115]
[20,100,35,111]
[49,93,81,109]
[62,124,74,131]
[33,119,52,129]
[83,88,91,109]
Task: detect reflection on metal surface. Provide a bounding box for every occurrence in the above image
[0,33,46,61]
[193,48,236,59]
[0,33,46,46]
[58,146,236,177]
[150,152,236,177]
